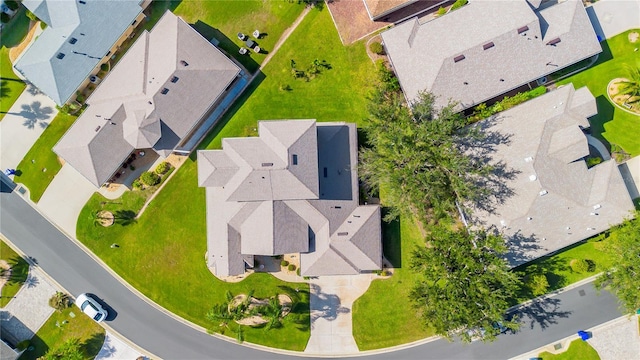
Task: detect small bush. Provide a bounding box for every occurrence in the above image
[369,41,384,55]
[296,268,301,276]
[570,259,589,273]
[101,63,109,72]
[586,156,603,167]
[129,165,136,171]
[16,340,30,351]
[75,93,86,103]
[40,21,47,30]
[132,179,142,190]
[49,291,71,312]
[0,13,10,24]
[280,260,289,267]
[529,274,549,296]
[528,85,547,98]
[450,0,468,10]
[25,9,38,21]
[288,264,297,271]
[5,0,19,10]
[155,161,171,175]
[279,84,292,91]
[140,171,160,186]
[437,6,447,16]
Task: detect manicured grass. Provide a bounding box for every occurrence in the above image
[352,217,434,350]
[0,9,30,121]
[557,29,640,156]
[513,234,615,302]
[538,338,600,360]
[14,112,78,203]
[0,240,29,307]
[173,0,305,73]
[19,307,105,360]
[75,8,374,351]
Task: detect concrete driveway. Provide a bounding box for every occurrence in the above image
[0,85,58,170]
[304,274,375,355]
[587,0,640,40]
[37,164,97,237]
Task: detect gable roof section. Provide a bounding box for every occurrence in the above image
[15,0,145,105]
[381,0,601,110]
[470,85,635,266]
[54,11,241,187]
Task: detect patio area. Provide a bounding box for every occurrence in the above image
[97,150,160,200]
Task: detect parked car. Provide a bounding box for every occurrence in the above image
[75,293,108,322]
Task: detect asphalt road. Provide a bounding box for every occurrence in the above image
[0,177,624,360]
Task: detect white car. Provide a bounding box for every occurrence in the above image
[75,293,108,323]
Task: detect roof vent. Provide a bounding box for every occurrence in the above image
[261,162,273,167]
[539,190,548,196]
[79,0,86,4]
[547,38,561,46]
[593,204,601,210]
[95,126,101,132]
[527,217,533,221]
[292,154,298,165]
[454,54,465,63]
[590,212,598,216]
[171,76,179,83]
[525,156,533,162]
[56,53,65,59]
[161,88,169,95]
[529,175,537,181]
[517,25,529,34]
[337,232,349,236]
[69,37,77,44]
[180,60,189,66]
[483,42,495,50]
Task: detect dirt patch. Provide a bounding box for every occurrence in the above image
[327,0,392,44]
[629,32,639,43]
[0,260,12,291]
[96,210,115,227]
[9,21,37,63]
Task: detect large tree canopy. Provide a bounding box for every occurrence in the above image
[359,66,492,224]
[410,226,521,342]
[596,212,640,313]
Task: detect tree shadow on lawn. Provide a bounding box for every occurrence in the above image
[277,285,311,332]
[192,20,261,74]
[83,332,107,358]
[513,252,569,303]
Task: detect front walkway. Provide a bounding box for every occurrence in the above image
[0,85,58,171]
[37,164,97,237]
[0,267,56,342]
[304,274,375,355]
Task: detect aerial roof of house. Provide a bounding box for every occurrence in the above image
[470,85,635,266]
[14,0,146,106]
[54,11,241,187]
[381,0,602,110]
[198,120,382,277]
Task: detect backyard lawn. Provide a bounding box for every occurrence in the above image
[14,112,77,203]
[557,29,640,156]
[75,7,374,351]
[538,338,600,360]
[19,307,105,360]
[352,217,435,350]
[0,8,30,120]
[0,240,29,307]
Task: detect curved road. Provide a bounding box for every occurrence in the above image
[0,177,624,360]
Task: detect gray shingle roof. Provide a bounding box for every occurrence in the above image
[15,0,145,105]
[198,120,382,277]
[54,11,241,187]
[381,0,602,110]
[470,85,635,266]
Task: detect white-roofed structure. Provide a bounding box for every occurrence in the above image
[198,120,382,278]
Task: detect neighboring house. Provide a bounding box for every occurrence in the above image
[381,0,602,111]
[198,120,382,278]
[54,11,244,187]
[469,84,635,266]
[13,0,151,106]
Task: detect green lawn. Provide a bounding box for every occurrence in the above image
[0,8,30,121]
[352,217,435,350]
[538,338,600,360]
[14,112,78,203]
[18,307,105,360]
[173,0,305,73]
[74,8,373,351]
[557,29,640,156]
[0,240,29,307]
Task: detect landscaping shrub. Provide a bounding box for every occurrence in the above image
[375,59,399,92]
[469,86,547,122]
[450,0,468,11]
[0,13,10,24]
[100,63,109,72]
[25,9,38,21]
[16,340,30,351]
[5,0,19,10]
[139,171,160,187]
[288,264,296,271]
[132,179,142,190]
[280,260,289,267]
[48,291,71,312]
[528,274,549,296]
[570,259,589,273]
[155,161,171,175]
[369,41,384,55]
[40,21,47,29]
[437,6,447,16]
[75,93,86,103]
[279,83,292,91]
[296,268,300,276]
[586,156,603,167]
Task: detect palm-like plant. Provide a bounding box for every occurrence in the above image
[617,65,640,105]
